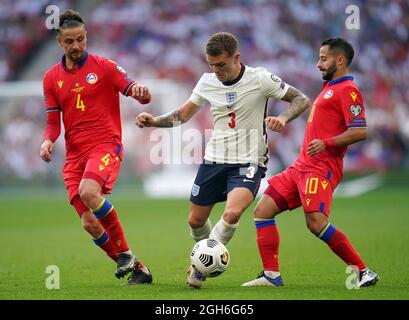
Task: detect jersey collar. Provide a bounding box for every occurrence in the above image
[324,75,353,86]
[61,51,89,71]
[222,63,245,86]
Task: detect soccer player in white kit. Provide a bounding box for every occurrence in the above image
[135,32,310,288]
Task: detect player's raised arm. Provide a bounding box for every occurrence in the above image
[135,99,200,128]
[279,86,311,122]
[105,59,152,104]
[265,86,310,132]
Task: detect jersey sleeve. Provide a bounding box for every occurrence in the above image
[42,72,61,142]
[43,72,60,111]
[258,68,289,99]
[189,75,207,107]
[340,86,367,128]
[105,59,137,96]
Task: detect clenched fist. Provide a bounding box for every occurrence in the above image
[135,112,158,128]
[265,116,287,132]
[40,139,54,162]
[130,83,151,103]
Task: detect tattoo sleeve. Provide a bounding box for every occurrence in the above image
[156,110,183,127]
[279,86,310,123]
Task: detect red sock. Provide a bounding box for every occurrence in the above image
[100,208,129,254]
[326,227,366,270]
[255,220,280,271]
[93,231,118,262]
[73,196,118,262]
[100,240,118,262]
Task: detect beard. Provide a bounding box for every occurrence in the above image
[69,50,84,63]
[321,62,337,81]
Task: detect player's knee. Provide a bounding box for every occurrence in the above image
[253,205,277,219]
[78,186,97,207]
[305,219,323,235]
[305,213,328,235]
[253,205,262,218]
[223,207,243,224]
[188,214,207,229]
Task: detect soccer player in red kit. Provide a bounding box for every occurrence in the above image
[40,9,152,285]
[242,38,379,288]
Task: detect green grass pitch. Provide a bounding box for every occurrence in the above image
[1,175,408,300]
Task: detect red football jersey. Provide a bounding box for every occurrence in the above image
[293,76,366,186]
[43,51,137,160]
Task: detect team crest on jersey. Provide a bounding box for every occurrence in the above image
[350,104,362,117]
[324,90,333,99]
[116,65,126,74]
[191,184,200,197]
[226,92,237,105]
[86,73,98,84]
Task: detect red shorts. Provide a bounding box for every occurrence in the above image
[63,145,122,203]
[264,167,334,216]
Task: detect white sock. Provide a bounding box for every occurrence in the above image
[264,270,281,279]
[190,219,212,242]
[209,217,239,245]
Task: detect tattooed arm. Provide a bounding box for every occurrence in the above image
[135,100,200,128]
[265,86,310,132]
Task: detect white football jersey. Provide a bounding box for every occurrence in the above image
[190,65,289,167]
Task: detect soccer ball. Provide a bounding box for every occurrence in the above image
[190,238,230,278]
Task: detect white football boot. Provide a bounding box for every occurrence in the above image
[241,271,284,287]
[358,269,380,287]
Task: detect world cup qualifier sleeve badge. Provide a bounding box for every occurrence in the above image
[349,104,362,117]
[226,92,237,105]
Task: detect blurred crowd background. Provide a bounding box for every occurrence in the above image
[0,0,408,189]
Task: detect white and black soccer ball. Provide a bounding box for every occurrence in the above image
[190,239,230,278]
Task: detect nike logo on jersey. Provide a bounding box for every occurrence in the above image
[243,179,255,183]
